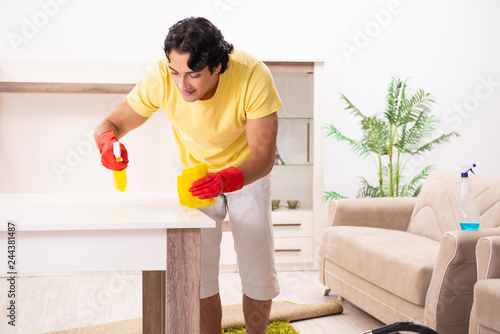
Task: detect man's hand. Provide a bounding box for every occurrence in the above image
[97,130,129,171]
[189,167,244,199]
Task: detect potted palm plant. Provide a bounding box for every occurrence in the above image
[324,77,459,201]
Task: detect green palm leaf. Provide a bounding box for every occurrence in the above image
[412,131,460,156]
[399,89,435,123]
[340,94,366,119]
[357,178,380,198]
[399,165,434,197]
[325,125,370,158]
[384,77,403,124]
[322,191,348,202]
[397,114,437,152]
[361,116,388,155]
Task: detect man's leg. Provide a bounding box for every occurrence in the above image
[243,294,272,334]
[197,196,227,334]
[200,293,222,333]
[226,175,279,332]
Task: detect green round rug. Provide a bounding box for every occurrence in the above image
[222,321,299,334]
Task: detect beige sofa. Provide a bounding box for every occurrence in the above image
[469,236,500,334]
[319,171,500,334]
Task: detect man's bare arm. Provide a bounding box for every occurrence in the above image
[94,98,149,144]
[238,112,278,185]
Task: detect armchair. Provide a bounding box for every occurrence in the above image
[469,236,500,334]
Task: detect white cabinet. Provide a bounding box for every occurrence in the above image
[271,209,313,238]
[220,61,324,272]
[272,209,314,270]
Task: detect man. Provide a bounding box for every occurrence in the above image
[94,17,282,333]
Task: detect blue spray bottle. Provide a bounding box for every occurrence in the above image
[458,164,480,230]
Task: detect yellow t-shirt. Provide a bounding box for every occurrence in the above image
[127,49,283,172]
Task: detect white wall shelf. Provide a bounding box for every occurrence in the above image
[0,61,314,93]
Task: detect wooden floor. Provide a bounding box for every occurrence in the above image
[0,271,383,334]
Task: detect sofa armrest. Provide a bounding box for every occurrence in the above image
[476,236,500,280]
[326,197,417,230]
[424,228,500,334]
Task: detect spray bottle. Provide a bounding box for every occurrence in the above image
[112,141,127,192]
[457,164,479,230]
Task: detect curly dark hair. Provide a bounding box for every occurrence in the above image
[163,17,234,74]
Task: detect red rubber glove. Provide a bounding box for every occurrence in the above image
[97,130,129,171]
[189,167,245,199]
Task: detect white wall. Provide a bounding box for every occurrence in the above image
[1,0,499,196]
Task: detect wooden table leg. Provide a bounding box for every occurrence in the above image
[143,270,166,334]
[166,228,201,334]
[143,228,201,334]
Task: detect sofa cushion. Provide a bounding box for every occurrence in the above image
[407,171,500,241]
[320,225,439,305]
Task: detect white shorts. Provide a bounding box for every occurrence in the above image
[197,174,280,301]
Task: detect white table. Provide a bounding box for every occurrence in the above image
[0,192,214,334]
